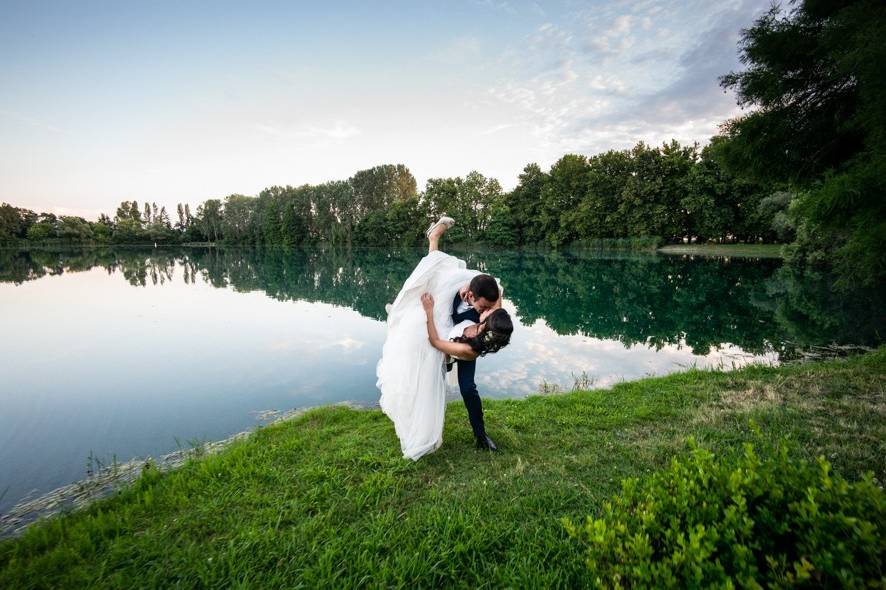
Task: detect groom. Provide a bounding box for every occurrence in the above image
[451,274,501,451]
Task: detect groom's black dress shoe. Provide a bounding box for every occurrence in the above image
[475,434,499,452]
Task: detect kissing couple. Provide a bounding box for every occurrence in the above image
[376,217,514,460]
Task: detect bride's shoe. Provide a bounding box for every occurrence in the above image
[425,216,455,238]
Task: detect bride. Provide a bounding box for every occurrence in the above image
[376,217,513,460]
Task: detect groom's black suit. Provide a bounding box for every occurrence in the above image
[451,291,486,440]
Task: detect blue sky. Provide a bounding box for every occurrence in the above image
[0,0,772,219]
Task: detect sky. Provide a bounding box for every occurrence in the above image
[0,0,772,220]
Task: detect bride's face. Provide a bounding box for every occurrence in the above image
[461,322,485,339]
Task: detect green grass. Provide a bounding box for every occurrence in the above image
[657,243,785,258]
[1,349,883,588]
[569,236,663,251]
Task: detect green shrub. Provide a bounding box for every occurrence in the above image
[563,432,885,589]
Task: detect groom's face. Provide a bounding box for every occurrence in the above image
[469,293,495,313]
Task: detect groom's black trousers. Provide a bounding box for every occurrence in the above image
[451,291,486,439]
[456,359,486,439]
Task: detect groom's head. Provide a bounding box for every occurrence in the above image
[468,274,500,312]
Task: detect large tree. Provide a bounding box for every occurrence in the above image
[718,0,886,286]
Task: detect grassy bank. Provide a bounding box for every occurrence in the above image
[1,350,883,588]
[657,243,784,258]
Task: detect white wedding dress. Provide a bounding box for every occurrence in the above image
[377,250,480,460]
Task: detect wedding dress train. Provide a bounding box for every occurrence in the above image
[376,250,479,460]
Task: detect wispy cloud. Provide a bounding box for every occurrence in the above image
[475,0,515,14]
[0,0,774,209]
[297,121,361,140]
[485,0,771,159]
[582,14,636,58]
[332,337,364,351]
[253,120,360,141]
[478,122,517,136]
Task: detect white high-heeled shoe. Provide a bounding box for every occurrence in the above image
[425,216,455,238]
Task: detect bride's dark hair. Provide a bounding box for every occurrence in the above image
[453,309,513,356]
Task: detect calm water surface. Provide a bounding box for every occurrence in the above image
[1,246,882,512]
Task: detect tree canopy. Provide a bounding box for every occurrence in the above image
[717,0,885,286]
[0,142,791,250]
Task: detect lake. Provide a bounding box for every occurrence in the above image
[1,245,882,514]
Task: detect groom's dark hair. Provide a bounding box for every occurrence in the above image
[469,274,499,302]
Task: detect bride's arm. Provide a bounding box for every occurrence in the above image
[421,293,479,360]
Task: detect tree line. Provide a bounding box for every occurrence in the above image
[0,146,791,251]
[0,0,881,287]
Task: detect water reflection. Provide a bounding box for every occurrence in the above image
[2,246,881,356]
[1,246,882,513]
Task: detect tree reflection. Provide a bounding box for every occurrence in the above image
[1,246,881,358]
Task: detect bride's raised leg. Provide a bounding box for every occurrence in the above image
[426,217,454,253]
[428,225,446,253]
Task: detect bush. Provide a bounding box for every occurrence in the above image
[562,432,885,589]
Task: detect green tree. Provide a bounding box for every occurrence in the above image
[198,199,223,243]
[718,0,886,286]
[129,201,142,225]
[506,163,549,244]
[176,204,186,231]
[540,154,589,246]
[221,194,255,243]
[93,214,113,243]
[484,202,519,246]
[57,216,94,242]
[350,164,417,218]
[0,203,36,244]
[26,216,56,241]
[422,172,500,242]
[579,150,633,239]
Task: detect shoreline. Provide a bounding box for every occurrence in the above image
[656,243,784,258]
[0,346,798,540]
[2,348,882,586]
[4,242,787,257]
[0,403,365,541]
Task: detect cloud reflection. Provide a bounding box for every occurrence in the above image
[474,304,778,398]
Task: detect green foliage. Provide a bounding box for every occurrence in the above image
[563,431,885,588]
[56,216,94,242]
[755,191,796,243]
[198,199,223,243]
[1,348,884,588]
[718,0,886,287]
[2,145,790,249]
[423,171,502,243]
[483,202,519,247]
[1,137,798,250]
[6,245,882,356]
[0,203,36,244]
[353,197,427,246]
[510,142,775,248]
[350,164,417,218]
[25,219,55,241]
